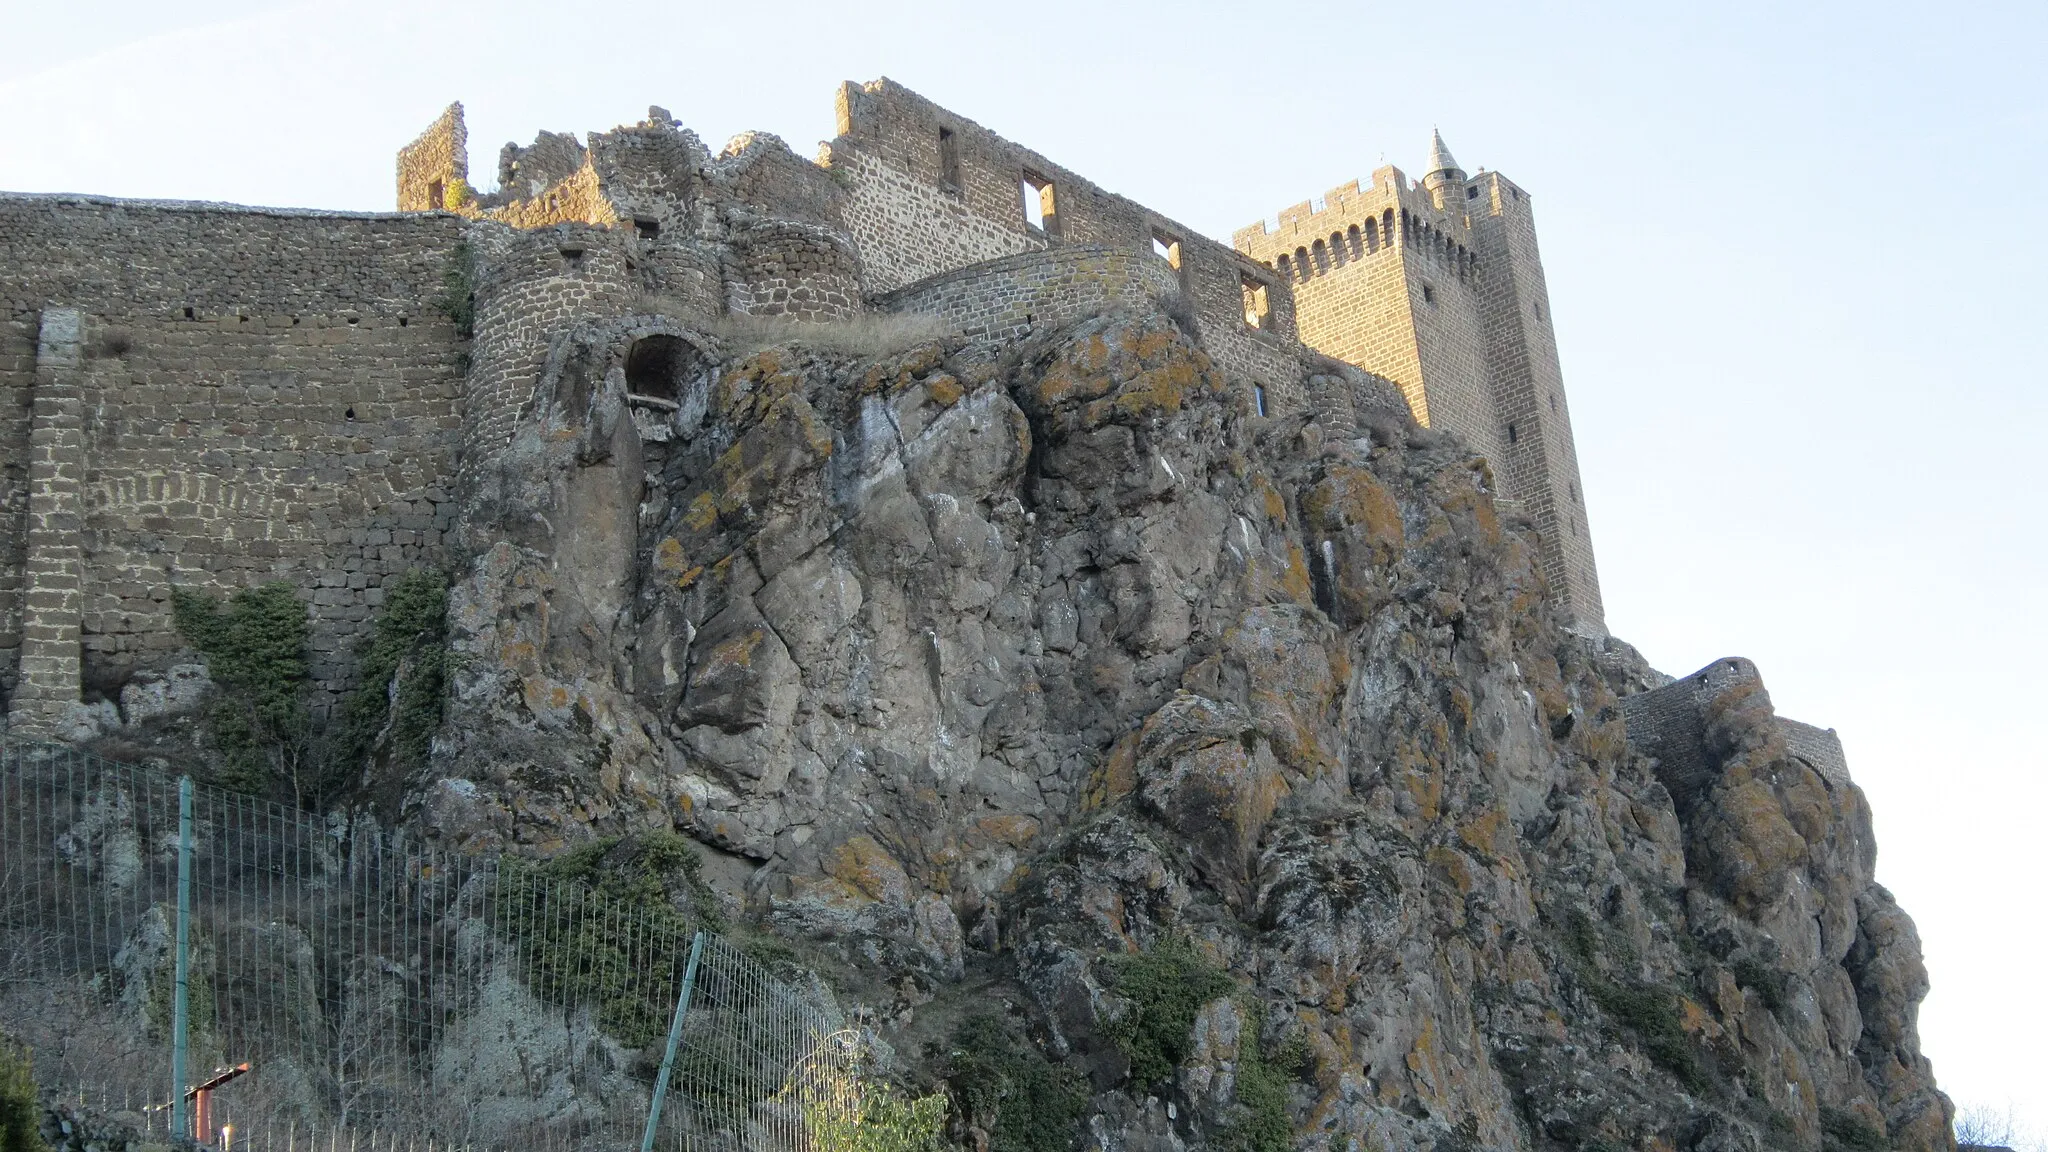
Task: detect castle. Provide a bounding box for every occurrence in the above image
[0,79,1602,737]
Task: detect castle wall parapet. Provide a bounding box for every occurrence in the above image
[871,245,1176,350]
[1620,658,1855,801]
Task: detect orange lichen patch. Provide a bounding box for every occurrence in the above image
[712,393,834,517]
[1085,731,1142,809]
[520,675,574,713]
[681,492,719,533]
[499,639,539,669]
[653,537,690,575]
[715,348,810,423]
[824,834,909,904]
[1434,475,1503,550]
[926,373,964,407]
[1112,355,1201,419]
[1255,475,1289,522]
[1120,322,1177,362]
[1457,808,1508,860]
[1302,465,1404,553]
[976,813,1042,849]
[698,626,766,677]
[1426,845,1476,896]
[1677,995,1717,1037]
[1445,684,1476,736]
[1280,541,1314,605]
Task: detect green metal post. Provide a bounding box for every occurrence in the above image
[641,931,707,1152]
[170,776,194,1139]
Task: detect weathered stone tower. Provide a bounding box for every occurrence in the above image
[1234,134,1604,633]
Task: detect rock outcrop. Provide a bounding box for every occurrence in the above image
[415,305,1951,1151]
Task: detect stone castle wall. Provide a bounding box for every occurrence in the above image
[825,81,1302,405]
[0,195,467,727]
[2,80,1609,733]
[1465,173,1603,627]
[873,245,1177,352]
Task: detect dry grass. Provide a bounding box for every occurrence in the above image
[635,296,949,358]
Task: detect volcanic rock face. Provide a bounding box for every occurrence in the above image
[419,309,1951,1151]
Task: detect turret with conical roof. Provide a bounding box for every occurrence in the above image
[1421,128,1467,207]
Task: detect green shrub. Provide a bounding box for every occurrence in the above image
[495,833,720,1046]
[434,242,477,341]
[1732,957,1789,1018]
[337,569,449,780]
[1222,1014,1297,1152]
[948,1015,1088,1152]
[0,1032,47,1152]
[1559,913,1707,1093]
[171,582,313,798]
[807,1085,948,1152]
[1819,1106,1887,1152]
[1104,936,1236,1087]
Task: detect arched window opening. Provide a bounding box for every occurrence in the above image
[1347,225,1363,259]
[1383,208,1396,245]
[1294,246,1312,280]
[624,334,691,404]
[1364,218,1379,252]
[1311,239,1329,274]
[1329,232,1346,266]
[1277,254,1294,281]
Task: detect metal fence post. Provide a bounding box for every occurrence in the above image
[640,931,706,1152]
[170,775,194,1139]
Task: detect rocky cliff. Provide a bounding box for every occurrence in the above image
[414,304,1951,1152]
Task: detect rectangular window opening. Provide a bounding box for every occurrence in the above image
[1254,384,1269,417]
[635,218,660,240]
[1151,230,1182,269]
[1422,283,1437,304]
[1021,171,1057,235]
[1240,274,1270,329]
[1465,185,1478,200]
[428,179,445,210]
[1507,422,1518,444]
[938,127,962,189]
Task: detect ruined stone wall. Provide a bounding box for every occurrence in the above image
[396,104,469,213]
[708,133,844,232]
[725,221,864,322]
[460,223,641,486]
[0,195,467,723]
[873,245,1174,350]
[1620,657,1855,795]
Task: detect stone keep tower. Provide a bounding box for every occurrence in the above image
[1234,134,1604,633]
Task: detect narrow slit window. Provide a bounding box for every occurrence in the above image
[1507,422,1519,444]
[938,127,961,189]
[1422,283,1436,304]
[1254,384,1269,416]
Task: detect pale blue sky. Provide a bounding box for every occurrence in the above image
[2,0,2041,1132]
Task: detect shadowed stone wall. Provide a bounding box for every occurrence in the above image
[0,195,466,729]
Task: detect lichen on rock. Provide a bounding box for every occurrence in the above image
[418,306,1953,1151]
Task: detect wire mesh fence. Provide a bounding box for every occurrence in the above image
[1,737,878,1151]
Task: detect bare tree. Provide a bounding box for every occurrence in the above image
[1957,1102,2047,1152]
